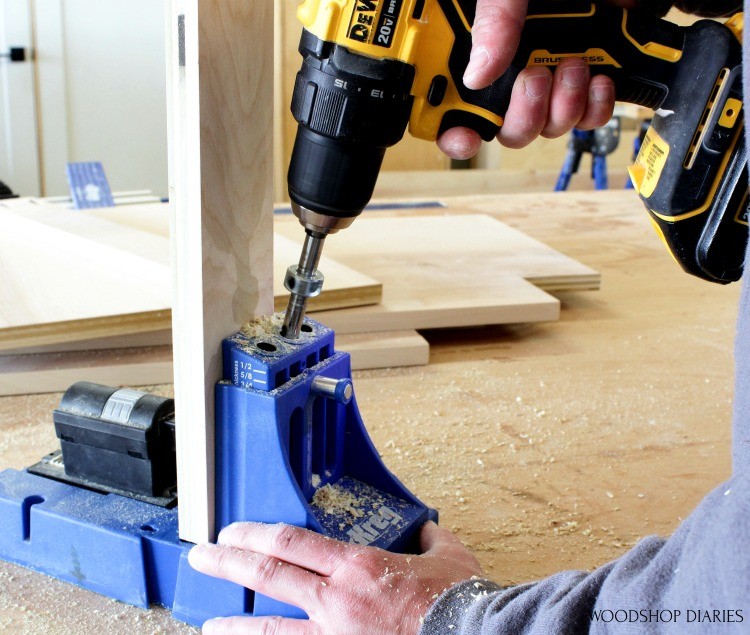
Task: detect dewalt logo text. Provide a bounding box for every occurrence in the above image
[348,0,380,43]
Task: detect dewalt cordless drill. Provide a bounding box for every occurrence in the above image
[281,0,746,339]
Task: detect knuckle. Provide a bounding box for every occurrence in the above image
[359,554,387,583]
[270,523,299,556]
[213,547,234,576]
[471,3,523,66]
[253,555,281,587]
[220,522,248,545]
[472,18,500,44]
[339,546,365,570]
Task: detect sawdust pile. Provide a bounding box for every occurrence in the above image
[312,483,364,519]
[241,313,283,339]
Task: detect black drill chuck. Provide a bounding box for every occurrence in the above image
[288,128,387,221]
[287,30,415,222]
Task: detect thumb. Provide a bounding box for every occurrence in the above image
[419,521,464,555]
[464,0,528,90]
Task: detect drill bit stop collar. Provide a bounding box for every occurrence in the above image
[280,202,360,339]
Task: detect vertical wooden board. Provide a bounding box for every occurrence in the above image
[167,0,274,543]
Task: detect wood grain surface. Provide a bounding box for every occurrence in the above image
[166,0,275,542]
[283,214,601,333]
[0,202,381,352]
[0,204,173,349]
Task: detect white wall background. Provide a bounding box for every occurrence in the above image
[0,0,40,195]
[2,0,168,198]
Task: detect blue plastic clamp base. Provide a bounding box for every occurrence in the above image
[0,317,437,625]
[0,469,245,626]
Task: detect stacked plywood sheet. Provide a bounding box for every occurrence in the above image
[277,213,599,333]
[0,199,599,394]
[0,200,381,349]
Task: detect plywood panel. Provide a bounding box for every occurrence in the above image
[277,214,600,333]
[1,202,171,274]
[0,346,174,397]
[318,277,559,333]
[342,330,429,370]
[0,330,429,396]
[0,209,171,349]
[0,201,380,351]
[0,205,597,351]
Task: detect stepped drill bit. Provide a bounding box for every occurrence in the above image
[280,230,326,339]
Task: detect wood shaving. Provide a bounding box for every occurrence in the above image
[240,313,283,339]
[312,483,364,519]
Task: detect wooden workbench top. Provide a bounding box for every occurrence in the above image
[0,190,739,633]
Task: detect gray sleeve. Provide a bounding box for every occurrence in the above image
[420,470,750,634]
